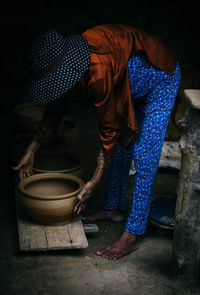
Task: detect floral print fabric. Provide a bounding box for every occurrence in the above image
[104,52,181,235]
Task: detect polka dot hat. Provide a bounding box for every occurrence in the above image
[24,29,90,104]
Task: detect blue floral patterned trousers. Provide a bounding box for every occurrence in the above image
[104,52,181,235]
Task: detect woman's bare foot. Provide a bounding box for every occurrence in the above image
[95,231,138,260]
[81,209,125,222]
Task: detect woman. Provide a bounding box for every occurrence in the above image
[13,24,181,260]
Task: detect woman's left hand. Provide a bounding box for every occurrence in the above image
[74,177,100,214]
[74,148,105,214]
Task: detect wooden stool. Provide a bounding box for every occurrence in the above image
[172,89,200,284]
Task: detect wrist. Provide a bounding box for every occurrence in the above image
[93,165,104,183]
[26,140,40,154]
[97,148,105,170]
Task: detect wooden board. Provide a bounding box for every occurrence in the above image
[16,202,88,251]
[14,176,89,251]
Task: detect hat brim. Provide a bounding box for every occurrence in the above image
[24,35,90,104]
[24,61,84,104]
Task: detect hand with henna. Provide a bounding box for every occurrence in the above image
[12,140,40,180]
[74,148,105,214]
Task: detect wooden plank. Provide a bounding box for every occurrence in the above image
[17,214,49,251]
[14,175,88,251]
[43,218,88,250]
[83,223,99,233]
[16,202,88,251]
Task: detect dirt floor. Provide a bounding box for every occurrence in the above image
[0,94,200,295]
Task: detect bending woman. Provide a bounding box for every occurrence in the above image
[13,24,181,260]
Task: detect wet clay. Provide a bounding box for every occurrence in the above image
[24,178,79,196]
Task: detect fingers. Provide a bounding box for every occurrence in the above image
[12,161,23,171]
[77,188,87,200]
[74,199,83,214]
[76,201,86,215]
[12,151,34,181]
[74,180,98,214]
[12,166,20,171]
[74,196,86,212]
[12,151,34,171]
[12,157,28,171]
[19,168,33,181]
[74,194,89,214]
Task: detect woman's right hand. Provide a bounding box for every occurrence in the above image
[12,151,35,180]
[12,140,40,180]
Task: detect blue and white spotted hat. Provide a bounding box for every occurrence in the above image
[24,29,90,104]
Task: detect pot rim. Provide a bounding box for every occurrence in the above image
[18,172,85,200]
[32,154,85,174]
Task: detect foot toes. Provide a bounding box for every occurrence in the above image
[96,247,118,260]
[95,239,138,260]
[102,251,113,259]
[95,246,113,257]
[110,253,122,260]
[95,247,108,256]
[104,253,115,260]
[95,251,103,256]
[104,248,120,260]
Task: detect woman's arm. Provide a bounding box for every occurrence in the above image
[74,65,120,213]
[74,148,105,214]
[13,92,71,179]
[34,92,71,144]
[12,140,40,179]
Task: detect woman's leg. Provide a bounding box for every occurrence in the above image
[125,64,181,235]
[104,144,133,211]
[82,144,133,221]
[97,62,181,259]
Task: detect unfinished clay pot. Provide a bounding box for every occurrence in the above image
[13,103,79,145]
[33,153,84,177]
[18,173,84,225]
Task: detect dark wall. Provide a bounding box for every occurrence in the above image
[1,0,200,114]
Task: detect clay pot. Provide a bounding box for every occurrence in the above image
[13,103,79,144]
[18,173,84,225]
[33,153,85,177]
